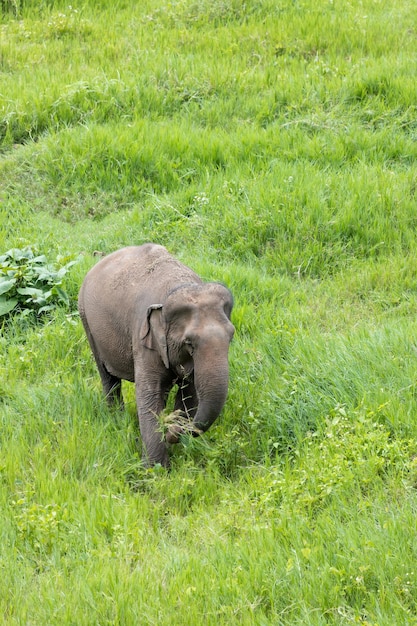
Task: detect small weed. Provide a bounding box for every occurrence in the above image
[11,491,67,553]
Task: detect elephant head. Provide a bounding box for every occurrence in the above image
[141,282,234,441]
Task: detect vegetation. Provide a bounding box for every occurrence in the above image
[0,246,75,315]
[1,0,417,623]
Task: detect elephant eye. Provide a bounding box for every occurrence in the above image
[184,339,194,355]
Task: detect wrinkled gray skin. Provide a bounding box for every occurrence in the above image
[78,244,234,467]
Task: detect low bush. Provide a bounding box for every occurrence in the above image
[0,246,76,317]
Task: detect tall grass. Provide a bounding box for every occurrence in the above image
[2,0,417,623]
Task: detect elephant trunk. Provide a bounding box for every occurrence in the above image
[191,343,230,434]
[165,329,233,445]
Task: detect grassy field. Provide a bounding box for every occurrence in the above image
[2,0,417,623]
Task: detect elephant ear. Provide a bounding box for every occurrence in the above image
[140,304,169,369]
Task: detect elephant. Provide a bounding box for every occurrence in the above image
[78,243,234,467]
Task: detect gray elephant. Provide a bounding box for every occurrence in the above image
[78,244,234,467]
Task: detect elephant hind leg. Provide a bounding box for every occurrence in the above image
[99,363,124,408]
[80,314,124,408]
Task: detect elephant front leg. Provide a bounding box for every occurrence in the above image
[135,379,169,467]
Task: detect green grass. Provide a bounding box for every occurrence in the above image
[2,0,417,623]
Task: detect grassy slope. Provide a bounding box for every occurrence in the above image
[1,0,417,623]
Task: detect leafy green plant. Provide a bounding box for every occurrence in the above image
[0,247,76,317]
